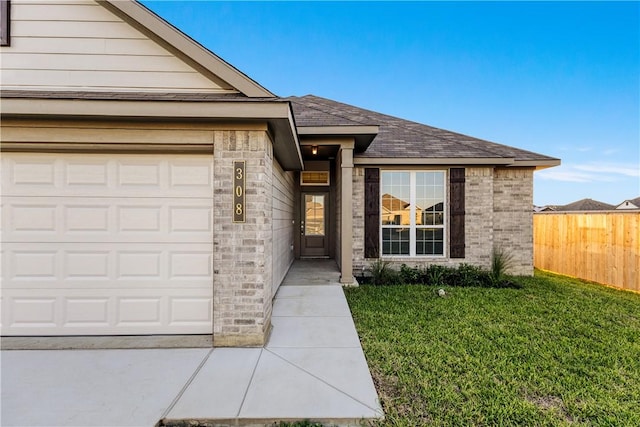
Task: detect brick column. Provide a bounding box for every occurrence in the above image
[212,130,273,346]
[339,145,355,284]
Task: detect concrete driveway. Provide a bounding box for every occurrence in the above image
[1,272,382,427]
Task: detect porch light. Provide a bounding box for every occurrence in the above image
[311,145,318,155]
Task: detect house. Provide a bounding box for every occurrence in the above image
[533,205,557,212]
[616,197,640,210]
[0,0,560,347]
[556,198,615,211]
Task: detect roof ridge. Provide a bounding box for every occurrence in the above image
[287,96,377,127]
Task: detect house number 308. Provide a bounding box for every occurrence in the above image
[233,161,246,223]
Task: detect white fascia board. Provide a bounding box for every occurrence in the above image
[1,98,289,120]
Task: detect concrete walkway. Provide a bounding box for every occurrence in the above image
[1,260,382,427]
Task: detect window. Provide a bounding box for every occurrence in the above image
[381,171,445,256]
[300,171,330,186]
[0,0,9,47]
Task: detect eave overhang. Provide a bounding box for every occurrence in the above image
[1,97,303,170]
[296,125,379,153]
[353,156,561,169]
[510,159,561,170]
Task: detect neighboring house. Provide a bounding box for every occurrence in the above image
[533,205,557,212]
[556,198,615,211]
[616,197,640,210]
[0,0,560,347]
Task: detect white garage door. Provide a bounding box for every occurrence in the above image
[1,153,213,336]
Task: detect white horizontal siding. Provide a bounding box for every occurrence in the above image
[9,37,165,55]
[2,53,195,72]
[0,0,235,93]
[13,2,122,22]
[272,159,296,296]
[12,19,145,39]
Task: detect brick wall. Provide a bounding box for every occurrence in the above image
[465,167,494,267]
[493,167,534,275]
[212,130,273,346]
[350,166,535,277]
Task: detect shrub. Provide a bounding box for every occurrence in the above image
[362,259,521,288]
[425,264,447,287]
[367,259,400,286]
[400,264,422,284]
[275,421,326,427]
[463,264,493,287]
[490,247,515,286]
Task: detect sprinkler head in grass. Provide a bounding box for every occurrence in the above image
[438,289,446,297]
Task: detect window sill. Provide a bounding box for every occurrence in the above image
[380,255,447,260]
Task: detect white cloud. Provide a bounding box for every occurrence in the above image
[574,163,640,178]
[536,169,595,183]
[602,148,620,156]
[536,162,639,183]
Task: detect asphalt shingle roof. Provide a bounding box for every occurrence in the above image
[287,95,559,162]
[2,90,559,165]
[557,198,615,211]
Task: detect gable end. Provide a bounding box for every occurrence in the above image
[99,0,274,97]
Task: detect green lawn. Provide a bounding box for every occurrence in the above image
[345,271,640,426]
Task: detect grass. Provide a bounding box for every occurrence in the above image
[345,270,640,426]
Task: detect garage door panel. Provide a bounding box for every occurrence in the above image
[2,153,213,197]
[3,198,212,242]
[3,157,58,187]
[65,298,110,326]
[1,288,212,335]
[3,243,212,288]
[10,297,58,328]
[2,152,213,337]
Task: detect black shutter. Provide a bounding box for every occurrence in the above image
[449,168,465,258]
[0,1,10,47]
[364,168,380,258]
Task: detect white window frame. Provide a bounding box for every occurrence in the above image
[380,170,447,258]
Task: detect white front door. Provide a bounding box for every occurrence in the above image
[1,153,214,336]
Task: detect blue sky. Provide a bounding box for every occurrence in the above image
[142,1,639,206]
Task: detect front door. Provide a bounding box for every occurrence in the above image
[301,193,329,257]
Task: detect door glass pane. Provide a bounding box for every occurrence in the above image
[304,194,325,236]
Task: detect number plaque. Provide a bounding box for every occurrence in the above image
[233,161,246,223]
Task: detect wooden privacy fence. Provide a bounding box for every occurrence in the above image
[533,212,639,292]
